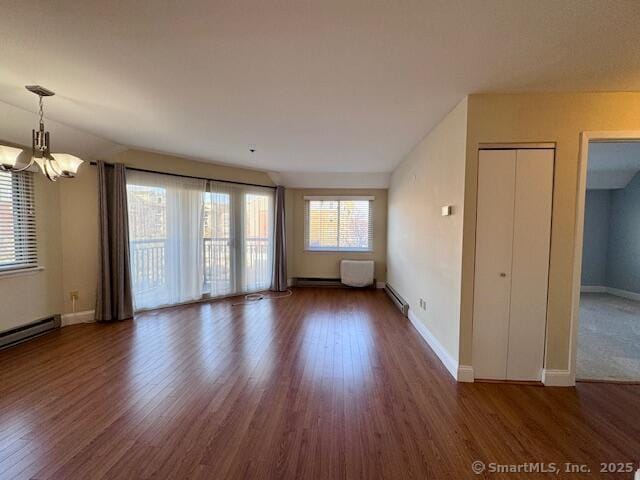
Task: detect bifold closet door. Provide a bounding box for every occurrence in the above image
[472,149,517,380]
[506,149,553,380]
[472,148,553,381]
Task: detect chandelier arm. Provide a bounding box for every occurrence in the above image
[7,157,36,173]
[43,159,59,181]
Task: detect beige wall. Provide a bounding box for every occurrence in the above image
[111,150,274,186]
[0,174,63,332]
[58,149,275,315]
[387,98,468,361]
[287,188,387,282]
[460,92,640,370]
[59,166,100,314]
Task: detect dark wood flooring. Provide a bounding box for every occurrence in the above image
[0,288,638,479]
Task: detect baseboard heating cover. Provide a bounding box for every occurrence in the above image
[293,277,377,289]
[384,283,409,317]
[294,277,343,287]
[0,314,61,350]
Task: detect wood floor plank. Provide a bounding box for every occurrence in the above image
[0,288,638,479]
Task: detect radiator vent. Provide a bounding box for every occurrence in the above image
[384,283,409,317]
[294,277,344,288]
[293,277,376,289]
[0,315,61,350]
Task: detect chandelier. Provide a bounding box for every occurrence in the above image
[0,85,83,181]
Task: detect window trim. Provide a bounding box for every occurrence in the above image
[303,196,374,253]
[0,265,44,278]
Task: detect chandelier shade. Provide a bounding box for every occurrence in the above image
[50,154,84,177]
[0,145,33,172]
[0,145,24,170]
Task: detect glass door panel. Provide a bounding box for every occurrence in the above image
[203,190,234,297]
[242,192,273,292]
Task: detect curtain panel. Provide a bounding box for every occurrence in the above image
[95,161,134,321]
[271,186,287,291]
[126,171,275,310]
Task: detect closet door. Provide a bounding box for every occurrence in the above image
[472,150,517,380]
[506,149,554,380]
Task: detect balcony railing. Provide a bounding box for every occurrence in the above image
[130,239,166,293]
[244,237,271,290]
[203,238,232,295]
[130,237,271,295]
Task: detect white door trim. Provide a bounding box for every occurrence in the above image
[568,131,640,386]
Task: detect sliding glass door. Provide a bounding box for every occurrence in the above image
[127,182,168,308]
[242,192,273,292]
[203,187,234,297]
[202,185,274,298]
[127,172,274,310]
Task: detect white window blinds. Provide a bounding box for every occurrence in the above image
[0,170,37,272]
[304,196,373,252]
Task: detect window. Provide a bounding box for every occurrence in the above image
[304,196,373,252]
[0,171,37,272]
[126,171,274,310]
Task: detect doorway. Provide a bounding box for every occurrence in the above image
[574,137,640,382]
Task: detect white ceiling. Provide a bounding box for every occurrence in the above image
[1,1,640,175]
[588,141,640,189]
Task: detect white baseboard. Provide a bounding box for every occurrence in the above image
[605,286,640,301]
[376,281,386,289]
[457,365,475,383]
[581,285,640,301]
[61,310,95,327]
[542,368,574,387]
[580,285,606,293]
[408,309,458,380]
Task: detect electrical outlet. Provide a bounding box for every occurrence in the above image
[419,298,426,310]
[70,291,79,301]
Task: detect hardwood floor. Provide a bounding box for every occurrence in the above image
[0,288,638,479]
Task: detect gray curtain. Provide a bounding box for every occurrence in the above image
[271,185,288,291]
[95,161,134,321]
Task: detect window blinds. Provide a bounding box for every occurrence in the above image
[304,196,373,251]
[0,171,37,272]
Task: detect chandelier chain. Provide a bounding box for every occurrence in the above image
[38,96,44,124]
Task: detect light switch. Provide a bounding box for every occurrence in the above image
[441,205,452,216]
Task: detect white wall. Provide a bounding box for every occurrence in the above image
[386,97,468,363]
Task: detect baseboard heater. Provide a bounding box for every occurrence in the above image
[384,283,409,317]
[0,315,61,351]
[294,277,376,289]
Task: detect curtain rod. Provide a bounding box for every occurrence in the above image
[89,161,276,190]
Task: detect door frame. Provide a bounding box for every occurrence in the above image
[568,131,640,384]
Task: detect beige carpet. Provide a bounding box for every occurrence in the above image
[577,292,640,381]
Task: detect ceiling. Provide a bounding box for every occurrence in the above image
[1,1,640,174]
[588,141,640,189]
